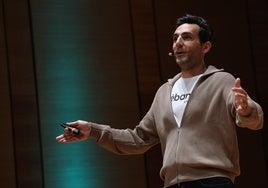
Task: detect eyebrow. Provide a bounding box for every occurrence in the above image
[173,31,193,37]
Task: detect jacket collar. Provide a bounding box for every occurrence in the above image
[168,65,224,86]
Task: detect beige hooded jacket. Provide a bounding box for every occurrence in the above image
[89,65,263,187]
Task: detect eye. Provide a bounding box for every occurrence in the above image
[173,35,178,42]
[182,34,193,41]
[173,33,194,43]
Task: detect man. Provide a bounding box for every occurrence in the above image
[56,14,263,188]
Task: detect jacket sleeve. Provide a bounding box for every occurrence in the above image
[88,107,160,155]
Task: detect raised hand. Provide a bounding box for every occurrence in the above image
[232,78,248,113]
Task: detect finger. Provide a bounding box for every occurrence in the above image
[58,136,79,143]
[58,138,70,143]
[235,98,245,105]
[234,92,247,98]
[63,129,72,136]
[57,137,66,143]
[235,98,248,111]
[65,121,80,129]
[56,135,64,140]
[56,135,68,142]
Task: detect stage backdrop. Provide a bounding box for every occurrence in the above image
[0,0,267,187]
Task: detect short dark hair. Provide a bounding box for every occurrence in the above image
[175,14,213,43]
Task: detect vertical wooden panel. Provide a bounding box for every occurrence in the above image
[246,0,268,178]
[0,1,16,187]
[246,0,268,100]
[3,0,43,187]
[129,0,163,187]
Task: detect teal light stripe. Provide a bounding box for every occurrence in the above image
[31,1,100,187]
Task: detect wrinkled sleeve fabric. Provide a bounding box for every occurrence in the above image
[88,104,160,155]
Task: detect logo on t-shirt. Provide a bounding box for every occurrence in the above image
[171,93,191,103]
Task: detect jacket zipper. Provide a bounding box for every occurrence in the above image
[173,76,203,184]
[175,128,180,183]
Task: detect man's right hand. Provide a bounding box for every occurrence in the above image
[56,120,91,143]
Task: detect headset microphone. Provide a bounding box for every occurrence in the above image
[168,52,180,63]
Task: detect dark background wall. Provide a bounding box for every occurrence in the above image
[0,0,267,187]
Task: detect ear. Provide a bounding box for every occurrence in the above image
[202,41,212,54]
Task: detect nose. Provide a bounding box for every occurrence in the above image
[174,36,183,46]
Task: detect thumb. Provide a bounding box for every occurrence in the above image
[234,78,241,88]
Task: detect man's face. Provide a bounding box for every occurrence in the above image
[172,23,208,70]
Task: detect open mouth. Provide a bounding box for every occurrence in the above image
[175,52,186,56]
